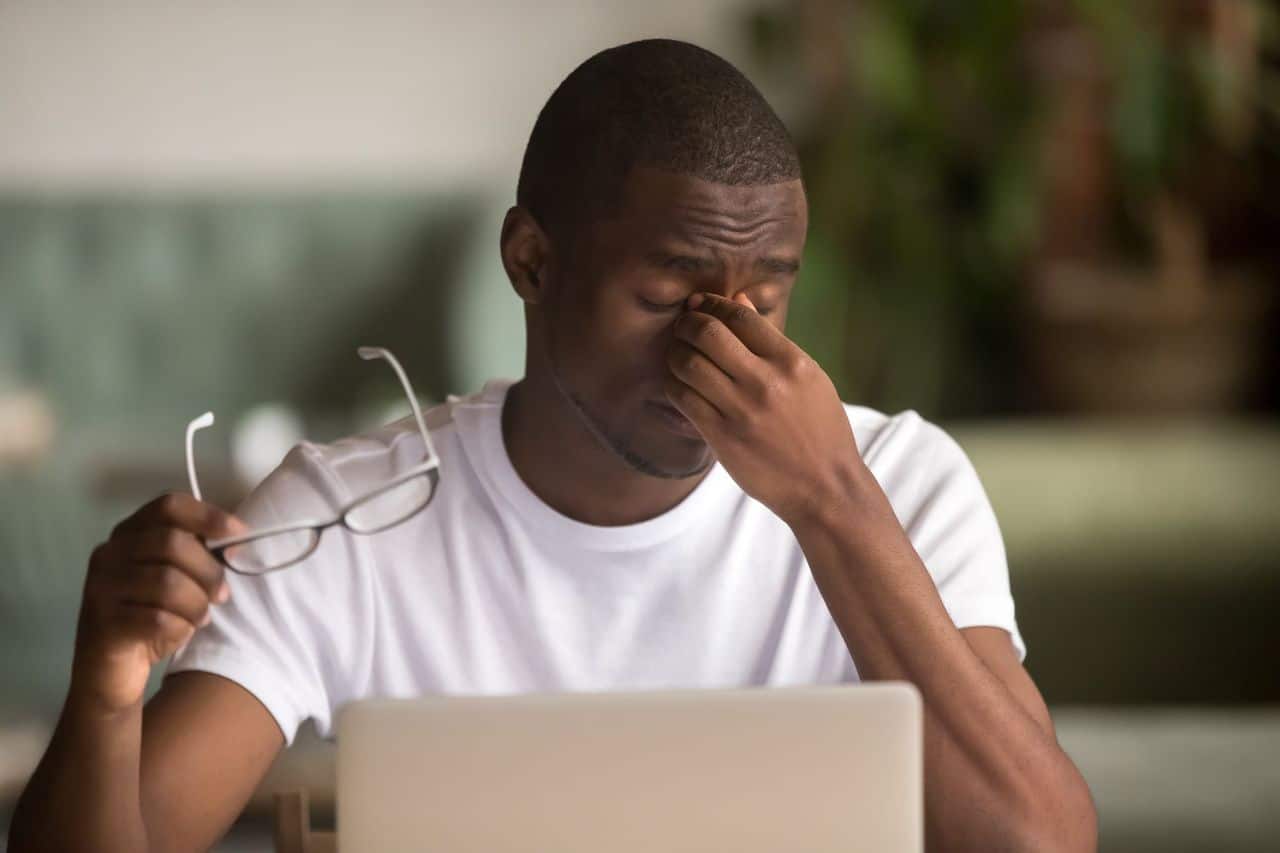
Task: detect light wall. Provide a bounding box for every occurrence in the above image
[0,0,760,190]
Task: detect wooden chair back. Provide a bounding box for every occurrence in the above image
[274,790,336,853]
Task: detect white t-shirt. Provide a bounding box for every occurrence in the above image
[167,378,1025,746]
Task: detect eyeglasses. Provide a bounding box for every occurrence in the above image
[185,346,441,575]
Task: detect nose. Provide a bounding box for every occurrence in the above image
[687,287,757,311]
[695,259,760,307]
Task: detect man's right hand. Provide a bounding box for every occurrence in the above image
[72,492,248,713]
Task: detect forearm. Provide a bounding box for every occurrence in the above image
[8,685,149,853]
[787,465,1093,852]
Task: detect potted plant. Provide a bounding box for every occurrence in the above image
[1027,0,1278,414]
[748,0,1278,417]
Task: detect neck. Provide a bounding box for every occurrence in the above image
[500,375,712,527]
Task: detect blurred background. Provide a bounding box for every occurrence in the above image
[1,1,1277,851]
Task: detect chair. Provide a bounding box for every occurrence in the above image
[274,790,336,853]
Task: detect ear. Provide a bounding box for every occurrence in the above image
[500,206,554,305]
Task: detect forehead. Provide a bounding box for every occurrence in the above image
[609,167,807,248]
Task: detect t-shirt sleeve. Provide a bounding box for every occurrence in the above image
[165,443,367,746]
[870,412,1027,662]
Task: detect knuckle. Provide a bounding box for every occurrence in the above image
[178,592,209,623]
[153,609,188,637]
[159,491,186,517]
[786,352,813,378]
[158,565,186,597]
[163,527,188,558]
[146,606,171,631]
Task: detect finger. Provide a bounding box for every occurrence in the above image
[116,603,198,655]
[120,492,247,541]
[671,308,759,384]
[686,292,784,358]
[665,340,739,420]
[128,526,225,597]
[117,562,214,628]
[663,373,721,432]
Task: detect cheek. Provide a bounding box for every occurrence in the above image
[550,288,666,388]
[758,296,791,332]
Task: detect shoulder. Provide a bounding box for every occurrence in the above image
[836,402,990,524]
[239,387,487,519]
[841,403,968,476]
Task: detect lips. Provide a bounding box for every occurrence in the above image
[648,401,701,436]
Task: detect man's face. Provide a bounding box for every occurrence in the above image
[540,167,808,480]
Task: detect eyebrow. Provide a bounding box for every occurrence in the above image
[646,251,720,272]
[646,251,800,276]
[756,256,801,275]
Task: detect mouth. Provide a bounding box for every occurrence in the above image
[648,401,702,437]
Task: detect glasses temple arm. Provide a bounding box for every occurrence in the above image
[185,411,215,502]
[358,347,438,460]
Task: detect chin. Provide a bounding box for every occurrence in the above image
[561,380,711,479]
[624,435,716,481]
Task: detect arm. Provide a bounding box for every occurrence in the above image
[10,673,282,853]
[663,291,1096,852]
[787,470,1096,852]
[7,495,285,853]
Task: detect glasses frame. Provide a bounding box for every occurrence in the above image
[185,346,441,575]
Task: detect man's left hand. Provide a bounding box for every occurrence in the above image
[664,291,865,525]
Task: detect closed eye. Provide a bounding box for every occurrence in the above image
[640,297,686,312]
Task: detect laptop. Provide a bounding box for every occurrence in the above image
[337,683,922,852]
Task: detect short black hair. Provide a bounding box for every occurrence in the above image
[516,38,802,241]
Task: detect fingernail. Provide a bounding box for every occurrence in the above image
[686,293,705,310]
[214,581,231,604]
[200,611,212,627]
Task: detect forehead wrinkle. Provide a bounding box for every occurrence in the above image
[665,209,795,250]
[670,198,789,230]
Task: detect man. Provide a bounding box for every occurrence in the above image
[10,39,1095,852]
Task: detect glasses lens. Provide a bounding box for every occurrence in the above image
[223,528,320,575]
[343,471,436,534]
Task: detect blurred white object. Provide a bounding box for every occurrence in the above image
[0,389,56,465]
[231,403,305,489]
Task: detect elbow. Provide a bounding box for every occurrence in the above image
[1008,752,1098,853]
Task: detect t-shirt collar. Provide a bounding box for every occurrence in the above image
[453,378,732,551]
